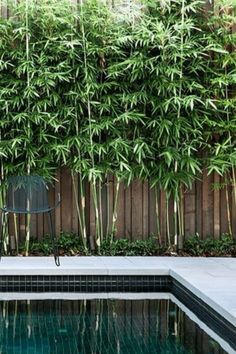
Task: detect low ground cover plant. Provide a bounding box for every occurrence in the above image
[19,233,236,257]
[183,234,236,257]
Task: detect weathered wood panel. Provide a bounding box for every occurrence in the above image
[5,168,236,242]
[196,178,202,236]
[131,179,143,240]
[202,169,214,238]
[213,173,220,239]
[184,183,195,237]
[116,181,125,238]
[124,183,132,239]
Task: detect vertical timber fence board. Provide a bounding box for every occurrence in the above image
[106,173,114,237]
[101,178,107,239]
[89,180,96,241]
[37,211,44,240]
[184,183,196,238]
[43,180,55,236]
[30,214,37,240]
[61,167,73,232]
[168,196,174,239]
[195,177,202,237]
[124,183,132,239]
[71,173,79,234]
[160,190,167,245]
[116,180,125,238]
[142,180,149,238]
[213,173,220,239]
[131,179,143,240]
[55,170,61,236]
[148,184,157,238]
[202,170,214,238]
[220,175,229,235]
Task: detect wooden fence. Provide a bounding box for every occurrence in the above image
[7,168,236,241]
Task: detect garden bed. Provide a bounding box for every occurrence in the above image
[14,233,236,258]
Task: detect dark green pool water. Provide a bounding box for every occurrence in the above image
[0,299,228,354]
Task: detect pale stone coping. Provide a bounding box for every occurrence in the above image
[0,257,236,329]
[0,292,171,300]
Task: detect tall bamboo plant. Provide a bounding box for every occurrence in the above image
[206,0,236,237]
[0,0,235,252]
[110,0,208,246]
[0,0,73,253]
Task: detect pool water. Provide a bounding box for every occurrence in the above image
[0,299,228,354]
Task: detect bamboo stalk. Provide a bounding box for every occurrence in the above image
[71,2,88,249]
[224,23,234,238]
[173,198,178,249]
[79,175,87,248]
[177,186,184,250]
[98,179,103,241]
[106,174,110,239]
[2,213,8,254]
[155,186,161,245]
[25,0,31,257]
[0,162,8,254]
[174,0,185,250]
[72,173,87,250]
[177,200,183,250]
[25,162,31,256]
[25,214,31,256]
[232,168,236,227]
[181,188,184,239]
[80,0,100,248]
[91,179,101,249]
[13,213,18,254]
[111,178,120,241]
[225,182,232,236]
[166,196,171,247]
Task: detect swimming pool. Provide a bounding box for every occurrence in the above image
[0,297,231,354]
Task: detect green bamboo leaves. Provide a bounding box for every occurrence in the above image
[0,0,235,251]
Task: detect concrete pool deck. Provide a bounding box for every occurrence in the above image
[0,256,235,328]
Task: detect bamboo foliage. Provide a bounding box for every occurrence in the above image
[206,0,236,238]
[0,0,235,253]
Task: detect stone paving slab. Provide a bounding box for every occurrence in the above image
[0,256,235,328]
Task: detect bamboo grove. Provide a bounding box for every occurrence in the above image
[0,0,235,254]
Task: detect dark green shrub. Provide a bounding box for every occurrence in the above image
[98,237,165,256]
[23,232,236,257]
[28,236,53,256]
[28,232,86,256]
[183,234,236,256]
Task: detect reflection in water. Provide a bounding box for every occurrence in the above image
[0,299,228,354]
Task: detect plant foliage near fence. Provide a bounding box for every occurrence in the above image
[25,232,236,257]
[0,0,235,254]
